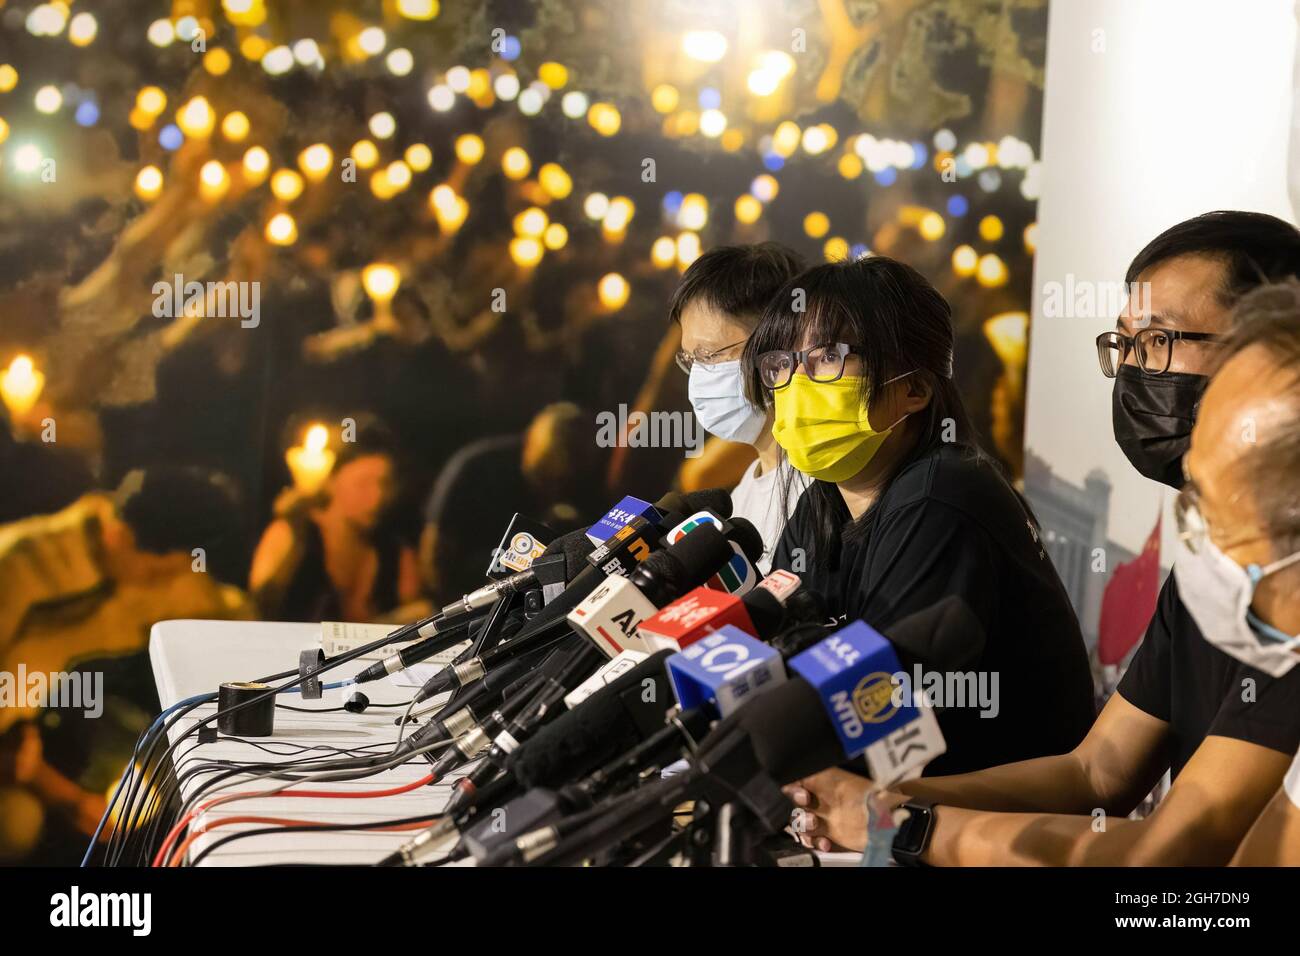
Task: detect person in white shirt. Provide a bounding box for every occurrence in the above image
[671,243,808,572]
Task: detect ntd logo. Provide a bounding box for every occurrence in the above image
[666,512,756,595]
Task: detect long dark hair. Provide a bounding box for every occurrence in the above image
[742,255,981,570]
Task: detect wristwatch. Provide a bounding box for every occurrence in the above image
[890,799,937,867]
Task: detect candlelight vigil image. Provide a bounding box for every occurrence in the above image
[1,0,1299,940]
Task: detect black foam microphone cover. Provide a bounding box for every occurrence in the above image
[676,487,733,520]
[507,650,676,789]
[724,517,765,567]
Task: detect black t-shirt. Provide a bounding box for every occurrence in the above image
[772,443,1096,776]
[1117,574,1300,779]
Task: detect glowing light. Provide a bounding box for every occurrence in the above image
[734,195,762,225]
[676,232,701,269]
[446,67,471,92]
[561,91,588,119]
[369,112,397,140]
[242,146,270,184]
[514,207,549,238]
[265,213,298,245]
[824,237,850,262]
[952,245,978,277]
[682,30,727,63]
[221,111,250,142]
[598,273,629,310]
[543,223,568,250]
[979,215,1004,242]
[678,193,709,231]
[240,36,270,61]
[287,424,335,493]
[919,212,946,241]
[984,312,1028,370]
[494,73,520,101]
[362,263,401,303]
[518,88,544,116]
[510,237,544,268]
[427,85,455,111]
[68,12,98,45]
[454,134,484,165]
[397,0,439,20]
[803,212,830,239]
[651,85,679,114]
[405,144,432,172]
[34,86,62,114]
[801,125,831,155]
[604,197,635,232]
[0,355,44,417]
[838,154,863,179]
[502,147,531,180]
[538,163,572,199]
[199,161,230,201]
[699,109,727,138]
[270,169,304,202]
[750,174,779,202]
[588,103,621,137]
[204,48,232,76]
[292,39,321,67]
[539,62,568,89]
[772,121,801,157]
[386,48,414,76]
[583,193,610,220]
[0,66,17,93]
[262,45,294,75]
[1024,222,1038,254]
[963,142,990,170]
[651,236,676,269]
[158,124,183,150]
[358,27,387,56]
[134,165,164,200]
[976,253,1008,287]
[147,19,175,47]
[351,140,380,169]
[177,96,216,139]
[13,144,43,173]
[0,119,7,144]
[137,87,167,116]
[385,160,412,190]
[27,4,67,36]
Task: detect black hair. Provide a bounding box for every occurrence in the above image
[668,242,806,328]
[1125,211,1300,302]
[334,416,398,471]
[742,255,980,570]
[1215,278,1300,556]
[114,466,243,581]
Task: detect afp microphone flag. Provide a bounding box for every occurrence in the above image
[1098,513,1162,667]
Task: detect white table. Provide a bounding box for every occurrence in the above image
[149,619,462,866]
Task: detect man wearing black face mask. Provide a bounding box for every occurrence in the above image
[787,212,1300,864]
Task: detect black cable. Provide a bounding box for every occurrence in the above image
[188,812,443,867]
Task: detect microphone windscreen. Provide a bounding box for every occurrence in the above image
[676,488,733,520]
[725,677,842,785]
[543,528,597,579]
[664,523,734,588]
[724,517,765,567]
[884,595,985,673]
[507,650,675,789]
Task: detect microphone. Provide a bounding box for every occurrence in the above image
[701,597,979,786]
[439,547,573,619]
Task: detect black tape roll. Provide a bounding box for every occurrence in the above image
[217,681,276,737]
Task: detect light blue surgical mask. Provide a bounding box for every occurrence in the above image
[688,359,767,445]
[1174,537,1300,677]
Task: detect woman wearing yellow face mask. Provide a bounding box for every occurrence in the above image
[743,256,1095,789]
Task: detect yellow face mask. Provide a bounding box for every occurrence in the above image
[771,373,907,483]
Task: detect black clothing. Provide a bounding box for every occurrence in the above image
[772,443,1096,776]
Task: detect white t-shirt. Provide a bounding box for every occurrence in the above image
[1286,747,1300,809]
[730,459,807,575]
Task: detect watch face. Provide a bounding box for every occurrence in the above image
[895,805,933,855]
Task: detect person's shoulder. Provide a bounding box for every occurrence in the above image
[880,443,1014,520]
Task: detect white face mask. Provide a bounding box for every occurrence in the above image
[1173,536,1300,678]
[688,359,768,445]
